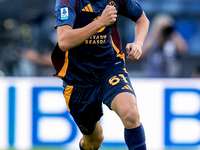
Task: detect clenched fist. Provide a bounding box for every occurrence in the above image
[98,5,117,27]
[126,42,143,61]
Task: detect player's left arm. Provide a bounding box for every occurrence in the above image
[126,11,149,61]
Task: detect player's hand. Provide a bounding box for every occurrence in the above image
[126,42,143,61]
[98,5,117,27]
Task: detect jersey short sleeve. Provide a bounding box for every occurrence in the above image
[54,0,77,28]
[118,0,143,22]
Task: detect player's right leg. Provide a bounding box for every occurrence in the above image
[80,121,104,150]
[63,82,104,150]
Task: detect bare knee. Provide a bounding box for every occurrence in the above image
[121,108,140,129]
[111,92,141,129]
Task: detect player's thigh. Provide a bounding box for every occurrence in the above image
[110,92,138,116]
[110,92,140,128]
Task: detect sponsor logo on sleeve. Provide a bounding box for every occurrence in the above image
[61,7,69,20]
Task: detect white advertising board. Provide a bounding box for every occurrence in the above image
[0,77,200,150]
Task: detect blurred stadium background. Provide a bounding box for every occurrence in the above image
[1,0,200,77]
[0,0,200,150]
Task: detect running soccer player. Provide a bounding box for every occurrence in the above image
[52,0,149,149]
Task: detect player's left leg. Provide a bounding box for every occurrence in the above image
[80,121,104,150]
[110,92,146,150]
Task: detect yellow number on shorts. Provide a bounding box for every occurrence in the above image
[119,74,128,83]
[109,74,127,85]
[109,76,120,85]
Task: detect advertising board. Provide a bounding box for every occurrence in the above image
[0,77,200,149]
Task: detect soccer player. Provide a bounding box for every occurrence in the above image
[52,0,149,149]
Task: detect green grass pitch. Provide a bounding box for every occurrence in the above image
[6,148,199,150]
[6,148,127,150]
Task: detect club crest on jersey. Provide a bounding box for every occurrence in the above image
[109,0,116,7]
[60,7,69,20]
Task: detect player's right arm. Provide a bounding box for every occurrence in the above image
[57,5,117,52]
